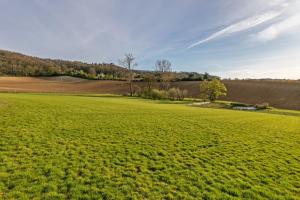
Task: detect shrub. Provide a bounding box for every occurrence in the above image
[151,89,167,100]
[177,89,188,101]
[138,87,187,101]
[255,102,270,110]
[167,88,177,100]
[138,88,152,99]
[167,88,188,101]
[133,85,141,96]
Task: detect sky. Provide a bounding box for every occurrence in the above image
[0,0,300,79]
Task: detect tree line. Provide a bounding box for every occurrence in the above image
[0,50,127,80]
[119,53,227,101]
[0,49,217,82]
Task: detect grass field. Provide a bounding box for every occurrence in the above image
[0,93,300,199]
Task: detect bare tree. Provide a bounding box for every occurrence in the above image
[155,59,172,72]
[119,53,137,96]
[155,59,173,90]
[143,73,156,91]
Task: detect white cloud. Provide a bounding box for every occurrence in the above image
[213,53,300,79]
[218,65,300,79]
[255,13,300,41]
[188,10,283,49]
[265,0,290,7]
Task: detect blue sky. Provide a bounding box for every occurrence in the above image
[0,0,300,79]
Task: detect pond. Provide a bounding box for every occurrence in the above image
[233,106,257,110]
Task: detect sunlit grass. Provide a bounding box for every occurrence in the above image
[0,93,300,199]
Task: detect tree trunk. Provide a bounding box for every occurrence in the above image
[129,79,133,96]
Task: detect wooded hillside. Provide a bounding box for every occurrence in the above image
[0,49,216,81]
[0,49,127,80]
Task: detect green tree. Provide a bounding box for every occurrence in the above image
[199,79,227,101]
[203,72,209,80]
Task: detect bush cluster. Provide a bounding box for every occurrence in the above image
[167,88,188,101]
[255,102,270,110]
[138,88,188,101]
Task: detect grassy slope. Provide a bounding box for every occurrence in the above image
[0,94,300,199]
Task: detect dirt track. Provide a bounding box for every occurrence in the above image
[0,77,299,110]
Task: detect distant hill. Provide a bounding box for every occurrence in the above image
[0,49,127,80]
[0,49,216,81]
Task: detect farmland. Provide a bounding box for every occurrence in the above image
[0,76,300,110]
[172,80,300,111]
[0,76,128,94]
[1,93,300,199]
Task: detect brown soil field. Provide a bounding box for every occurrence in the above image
[171,80,300,110]
[0,76,129,94]
[0,77,299,110]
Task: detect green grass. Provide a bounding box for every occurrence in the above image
[0,93,300,199]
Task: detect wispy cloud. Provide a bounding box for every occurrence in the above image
[212,49,300,79]
[0,0,299,78]
[188,10,283,49]
[254,0,300,42]
[216,62,300,79]
[255,14,300,41]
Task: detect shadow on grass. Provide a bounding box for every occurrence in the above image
[72,94,123,98]
[190,101,300,117]
[258,110,300,117]
[155,100,193,105]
